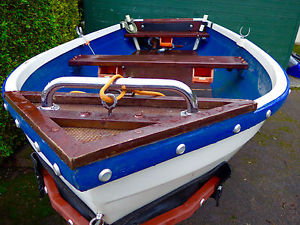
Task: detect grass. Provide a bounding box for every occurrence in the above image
[0,145,65,225]
[293,44,300,55]
[0,168,56,224]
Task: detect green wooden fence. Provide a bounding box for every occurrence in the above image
[83,0,300,68]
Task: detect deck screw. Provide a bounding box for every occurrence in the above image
[3,103,8,111]
[34,141,40,152]
[176,144,186,155]
[53,163,61,176]
[99,169,112,182]
[233,124,241,133]
[15,119,20,128]
[266,110,271,118]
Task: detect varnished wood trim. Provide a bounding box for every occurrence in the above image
[69,55,248,69]
[5,91,257,169]
[124,31,209,38]
[21,91,238,109]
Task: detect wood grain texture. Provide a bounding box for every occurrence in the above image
[124,31,209,38]
[69,54,248,69]
[5,91,257,169]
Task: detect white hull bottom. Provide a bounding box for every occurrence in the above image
[28,121,264,224]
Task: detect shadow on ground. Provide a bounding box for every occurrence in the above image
[0,89,299,225]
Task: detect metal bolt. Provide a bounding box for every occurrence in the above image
[68,219,73,225]
[176,144,186,155]
[141,24,144,29]
[233,124,241,134]
[190,24,193,28]
[44,186,48,194]
[266,110,271,118]
[34,141,40,152]
[15,119,20,128]
[53,163,61,176]
[3,103,8,111]
[99,169,112,182]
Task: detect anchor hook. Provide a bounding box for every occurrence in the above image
[101,93,118,116]
[239,26,250,39]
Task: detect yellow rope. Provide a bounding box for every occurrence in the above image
[133,90,165,96]
[99,74,165,104]
[70,91,86,94]
[99,75,126,104]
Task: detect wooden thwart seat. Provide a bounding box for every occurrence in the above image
[124,18,210,39]
[124,31,209,38]
[123,18,210,50]
[69,54,248,69]
[69,53,248,85]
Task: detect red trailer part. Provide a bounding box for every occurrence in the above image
[43,168,220,225]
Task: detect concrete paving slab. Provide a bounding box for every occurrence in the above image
[289,75,300,88]
[180,89,300,225]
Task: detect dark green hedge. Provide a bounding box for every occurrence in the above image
[0,0,80,157]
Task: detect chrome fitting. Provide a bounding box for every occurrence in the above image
[180,110,192,117]
[200,198,205,206]
[53,163,61,176]
[99,169,112,182]
[15,119,20,128]
[233,124,241,134]
[266,110,271,118]
[38,103,60,111]
[34,141,40,152]
[176,144,186,155]
[3,103,8,111]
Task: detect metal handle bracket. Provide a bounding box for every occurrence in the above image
[40,77,198,113]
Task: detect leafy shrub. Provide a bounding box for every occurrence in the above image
[0,0,80,157]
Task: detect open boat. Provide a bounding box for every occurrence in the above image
[2,15,289,225]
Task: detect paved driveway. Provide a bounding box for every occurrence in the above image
[180,88,300,225]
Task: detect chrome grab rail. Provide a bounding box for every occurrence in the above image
[41,77,198,113]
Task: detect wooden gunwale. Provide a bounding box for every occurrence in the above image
[4,91,257,169]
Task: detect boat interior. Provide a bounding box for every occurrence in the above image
[4,18,269,168]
